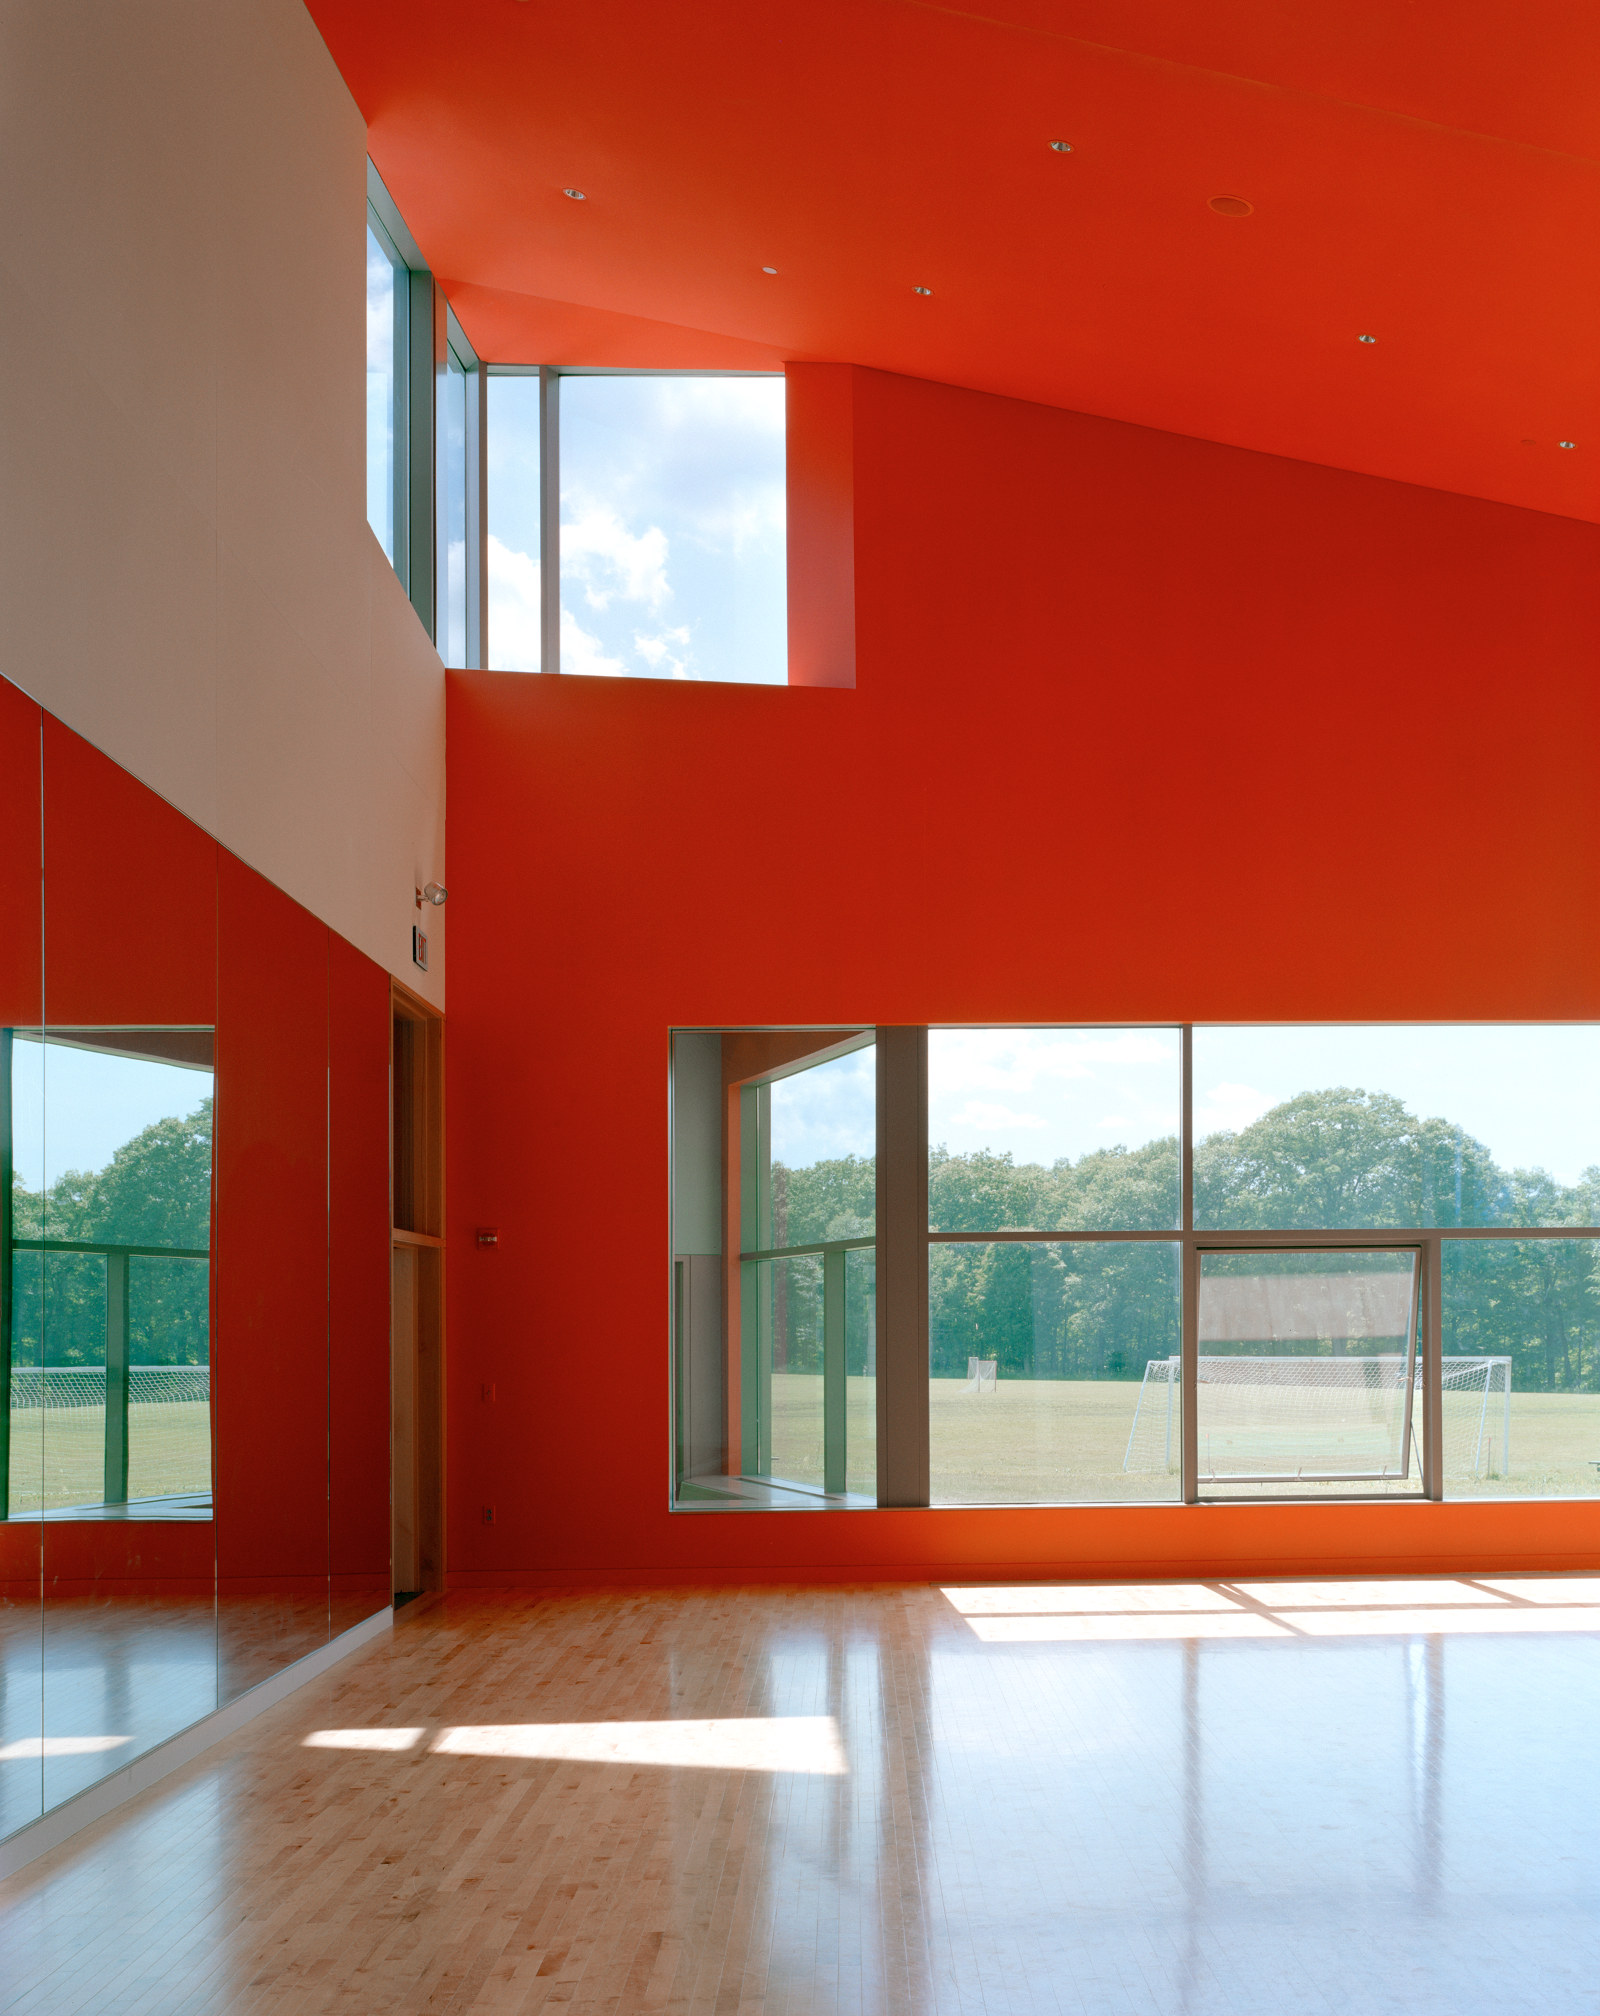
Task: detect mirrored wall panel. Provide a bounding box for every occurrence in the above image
[2,688,395,1850]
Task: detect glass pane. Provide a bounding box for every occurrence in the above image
[1194,1025,1600,1229]
[127,1256,210,1505]
[39,1254,106,1512]
[764,1254,824,1491]
[929,1028,1180,1232]
[846,1245,876,1498]
[365,223,397,563]
[559,374,786,683]
[672,1030,874,1511]
[928,1240,1181,1504]
[1195,1248,1422,1495]
[487,373,541,672]
[1443,1237,1600,1497]
[770,1046,876,1241]
[438,347,468,665]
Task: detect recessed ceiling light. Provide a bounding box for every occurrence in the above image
[1050,140,1072,152]
[913,285,932,296]
[1358,333,1376,344]
[562,188,586,201]
[1560,440,1577,449]
[1208,195,1252,217]
[762,266,777,274]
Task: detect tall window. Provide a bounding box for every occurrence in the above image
[671,1024,1600,1510]
[436,330,481,667]
[927,1028,1181,1506]
[672,1031,874,1509]
[488,371,787,682]
[365,214,405,569]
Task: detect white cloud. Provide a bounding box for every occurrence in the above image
[634,623,693,678]
[929,1030,1177,1101]
[487,534,541,672]
[956,1102,1047,1130]
[1195,1081,1273,1137]
[1096,1114,1131,1129]
[561,603,626,678]
[562,506,670,611]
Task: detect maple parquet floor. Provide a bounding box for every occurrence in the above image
[6,1576,1600,2013]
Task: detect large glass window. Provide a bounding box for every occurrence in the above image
[7,1031,213,1517]
[560,374,785,683]
[672,1024,1600,1510]
[487,372,787,683]
[486,373,542,672]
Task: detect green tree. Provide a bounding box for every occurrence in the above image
[8,1098,211,1368]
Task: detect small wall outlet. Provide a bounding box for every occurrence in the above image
[482,1505,495,1525]
[476,1226,498,1247]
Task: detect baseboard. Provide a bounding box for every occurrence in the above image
[0,1603,393,1882]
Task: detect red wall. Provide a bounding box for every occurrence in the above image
[444,365,1600,1585]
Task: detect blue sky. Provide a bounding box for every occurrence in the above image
[11,1042,211,1188]
[487,373,787,684]
[764,1028,1600,1185]
[770,1049,876,1170]
[1195,1026,1600,1185]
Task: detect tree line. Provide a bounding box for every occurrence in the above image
[768,1088,1600,1391]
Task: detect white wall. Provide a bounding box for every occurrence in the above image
[0,0,444,1003]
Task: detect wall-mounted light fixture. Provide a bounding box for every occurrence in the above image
[416,882,448,907]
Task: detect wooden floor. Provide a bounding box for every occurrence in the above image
[6,1575,1600,2012]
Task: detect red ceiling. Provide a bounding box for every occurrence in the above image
[308,0,1599,520]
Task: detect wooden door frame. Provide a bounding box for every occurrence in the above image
[392,978,444,1594]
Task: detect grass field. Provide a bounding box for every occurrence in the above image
[6,1403,212,1512]
[768,1375,1600,1503]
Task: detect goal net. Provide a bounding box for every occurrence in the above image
[1123,1355,1512,1481]
[962,1357,997,1394]
[8,1365,212,1506]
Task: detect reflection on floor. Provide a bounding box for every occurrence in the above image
[7,1575,1600,2010]
[0,1591,344,1841]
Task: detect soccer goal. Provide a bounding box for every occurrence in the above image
[962,1357,997,1394]
[9,1364,212,1507]
[1123,1354,1512,1481]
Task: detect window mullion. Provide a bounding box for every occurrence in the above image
[407,271,440,639]
[877,1026,929,1508]
[539,366,561,676]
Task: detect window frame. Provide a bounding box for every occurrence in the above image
[670,1023,1600,1513]
[366,161,485,664]
[486,365,787,679]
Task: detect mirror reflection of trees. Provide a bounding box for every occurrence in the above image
[778,1087,1600,1394]
[10,1099,211,1369]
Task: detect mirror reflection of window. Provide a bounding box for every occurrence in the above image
[5,1030,213,1518]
